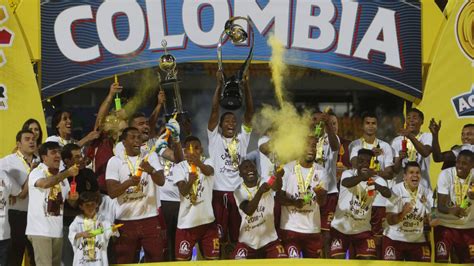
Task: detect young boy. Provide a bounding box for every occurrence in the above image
[330,149,391,259]
[232,160,287,259]
[0,170,21,266]
[383,162,432,262]
[173,136,220,260]
[69,191,118,265]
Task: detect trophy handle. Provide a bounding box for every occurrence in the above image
[237,17,254,81]
[217,32,227,82]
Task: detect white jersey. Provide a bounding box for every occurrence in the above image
[280,161,329,234]
[234,180,278,249]
[26,163,70,238]
[318,134,340,194]
[331,169,388,235]
[384,182,432,243]
[0,170,21,240]
[257,136,274,182]
[114,138,156,159]
[173,159,215,229]
[0,152,38,211]
[105,151,163,221]
[436,167,474,229]
[392,133,432,188]
[349,138,394,206]
[45,135,77,147]
[452,144,474,157]
[159,158,179,202]
[208,125,251,191]
[69,214,118,266]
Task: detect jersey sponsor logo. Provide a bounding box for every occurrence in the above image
[330,239,342,251]
[178,240,191,255]
[436,242,447,256]
[384,246,396,260]
[235,248,248,259]
[288,246,299,258]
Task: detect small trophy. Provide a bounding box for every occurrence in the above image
[158,40,186,120]
[217,16,255,110]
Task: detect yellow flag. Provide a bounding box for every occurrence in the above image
[0,1,45,157]
[417,0,474,186]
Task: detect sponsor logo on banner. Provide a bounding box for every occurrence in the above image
[455,0,474,60]
[451,86,474,118]
[0,84,7,110]
[178,240,191,255]
[41,1,421,99]
[384,246,396,260]
[0,5,14,67]
[436,242,447,256]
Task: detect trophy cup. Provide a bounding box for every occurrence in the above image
[158,40,186,120]
[217,16,255,110]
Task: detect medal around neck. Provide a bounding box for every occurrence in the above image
[217,16,255,110]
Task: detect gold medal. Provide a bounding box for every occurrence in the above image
[226,137,239,169]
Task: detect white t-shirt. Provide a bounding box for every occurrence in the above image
[437,167,474,229]
[208,125,251,191]
[159,158,180,202]
[331,169,388,235]
[349,138,394,206]
[114,138,156,159]
[392,133,432,188]
[45,135,77,147]
[0,152,37,211]
[234,180,278,249]
[98,194,116,224]
[280,161,329,234]
[319,134,340,194]
[26,163,70,238]
[174,159,215,229]
[0,170,21,240]
[384,182,432,243]
[452,144,474,157]
[257,136,274,182]
[105,151,163,221]
[68,214,118,266]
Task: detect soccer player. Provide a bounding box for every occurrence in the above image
[277,136,328,258]
[430,121,473,169]
[435,150,474,263]
[330,149,391,259]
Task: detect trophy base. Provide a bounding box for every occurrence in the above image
[161,79,181,85]
[220,97,242,110]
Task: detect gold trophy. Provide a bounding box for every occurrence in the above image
[217,16,255,110]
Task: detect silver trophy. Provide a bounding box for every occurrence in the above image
[217,16,255,110]
[158,40,184,117]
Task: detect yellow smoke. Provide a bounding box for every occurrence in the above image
[267,35,287,107]
[124,68,161,115]
[252,35,311,164]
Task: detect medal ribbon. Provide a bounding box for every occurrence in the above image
[294,163,315,196]
[454,168,472,205]
[406,132,423,162]
[16,151,31,174]
[83,216,97,260]
[188,163,201,204]
[225,137,239,169]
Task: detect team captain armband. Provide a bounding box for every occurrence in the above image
[243,124,252,133]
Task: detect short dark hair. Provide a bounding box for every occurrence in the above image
[404,161,421,173]
[358,148,374,157]
[22,118,43,146]
[219,112,235,126]
[38,141,61,160]
[119,127,139,141]
[463,124,474,129]
[407,108,424,121]
[184,135,201,146]
[16,129,34,143]
[61,143,81,161]
[51,110,71,134]
[458,150,474,161]
[78,191,100,206]
[128,112,146,126]
[361,112,377,122]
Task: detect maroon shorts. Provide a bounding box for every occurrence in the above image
[114,215,164,263]
[212,190,241,243]
[280,229,323,258]
[382,236,430,262]
[320,193,338,231]
[329,228,376,258]
[371,206,386,236]
[434,226,474,263]
[231,240,288,259]
[175,222,220,260]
